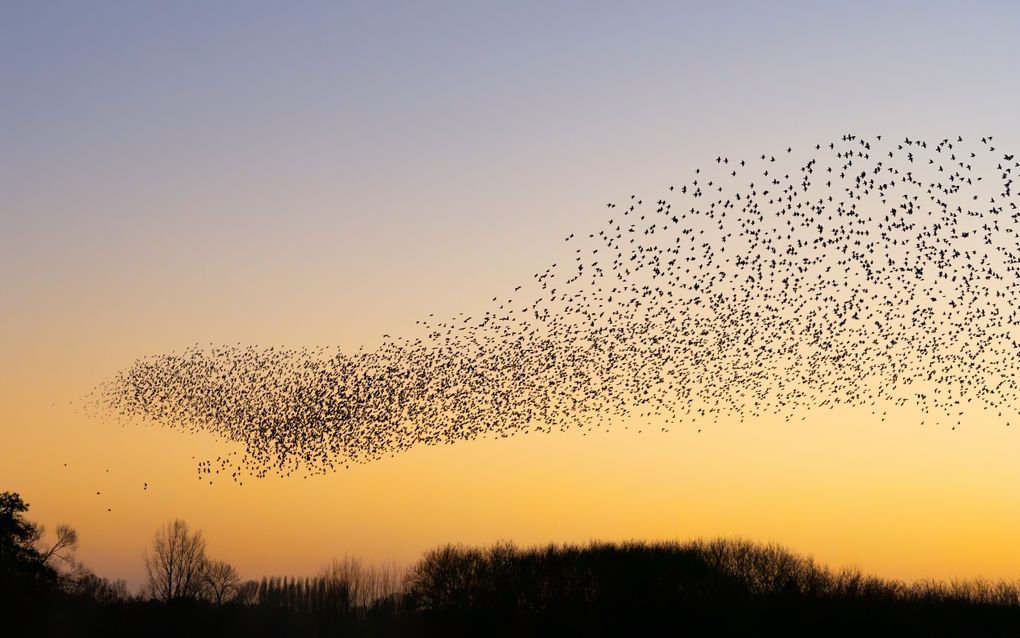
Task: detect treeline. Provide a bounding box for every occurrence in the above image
[243,557,406,611]
[408,539,1020,612]
[6,490,1020,636]
[405,540,1020,635]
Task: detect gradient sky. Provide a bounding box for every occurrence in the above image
[4,1,1020,590]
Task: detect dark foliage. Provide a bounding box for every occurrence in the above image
[6,490,1020,636]
[1,491,59,629]
[404,539,1020,636]
[13,539,1020,636]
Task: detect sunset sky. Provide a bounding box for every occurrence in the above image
[4,1,1020,590]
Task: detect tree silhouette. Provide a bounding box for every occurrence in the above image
[144,519,209,602]
[39,524,78,568]
[203,558,241,605]
[0,491,57,594]
[1,492,38,563]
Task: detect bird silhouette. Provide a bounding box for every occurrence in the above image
[91,134,1020,481]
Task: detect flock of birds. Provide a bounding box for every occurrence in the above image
[93,134,1020,481]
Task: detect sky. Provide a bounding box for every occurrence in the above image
[4,1,1020,590]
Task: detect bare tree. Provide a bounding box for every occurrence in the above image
[144,519,208,601]
[320,555,406,609]
[203,559,241,605]
[38,524,78,567]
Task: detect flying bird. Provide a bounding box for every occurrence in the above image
[92,134,1020,481]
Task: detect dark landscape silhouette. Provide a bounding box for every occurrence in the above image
[5,490,1020,637]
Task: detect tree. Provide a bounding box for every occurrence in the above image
[0,491,58,592]
[0,492,39,564]
[203,559,241,605]
[144,519,209,601]
[39,523,79,567]
[63,564,129,603]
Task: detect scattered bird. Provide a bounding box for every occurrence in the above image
[92,134,1020,481]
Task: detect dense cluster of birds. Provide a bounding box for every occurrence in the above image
[94,134,1020,480]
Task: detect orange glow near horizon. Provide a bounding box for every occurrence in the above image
[5,1,1020,596]
[6,344,1020,590]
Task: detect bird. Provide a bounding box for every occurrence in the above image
[90,133,1020,480]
